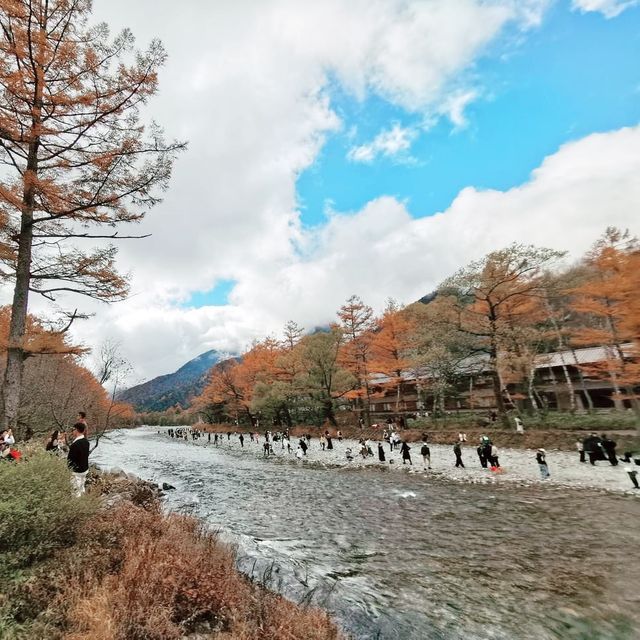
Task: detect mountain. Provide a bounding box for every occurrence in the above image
[119,350,231,412]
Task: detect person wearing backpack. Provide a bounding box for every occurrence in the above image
[420,442,431,470]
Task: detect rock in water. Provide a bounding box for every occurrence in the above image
[162,482,176,491]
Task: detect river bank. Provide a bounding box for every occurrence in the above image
[174,429,640,495]
[0,451,341,640]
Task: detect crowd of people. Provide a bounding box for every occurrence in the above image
[162,422,640,489]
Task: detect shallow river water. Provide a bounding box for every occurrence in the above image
[92,427,640,640]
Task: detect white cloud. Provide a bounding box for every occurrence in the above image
[75,123,640,387]
[238,125,640,332]
[571,0,640,17]
[45,0,548,383]
[438,89,479,129]
[347,123,417,163]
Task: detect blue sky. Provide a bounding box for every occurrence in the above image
[297,2,640,226]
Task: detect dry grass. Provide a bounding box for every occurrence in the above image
[12,499,342,640]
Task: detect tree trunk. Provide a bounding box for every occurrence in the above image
[570,348,594,412]
[2,168,38,434]
[322,397,337,426]
[2,23,45,435]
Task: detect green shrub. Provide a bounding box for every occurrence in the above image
[0,452,97,574]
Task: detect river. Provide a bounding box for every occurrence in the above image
[92,427,640,640]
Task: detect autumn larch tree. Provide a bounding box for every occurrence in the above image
[441,244,564,425]
[0,0,184,430]
[369,299,415,413]
[568,227,640,419]
[338,295,375,426]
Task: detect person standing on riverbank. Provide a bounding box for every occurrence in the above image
[453,442,464,468]
[378,442,386,462]
[67,423,90,497]
[626,466,639,489]
[326,434,333,450]
[583,433,604,465]
[601,435,618,466]
[421,442,431,470]
[476,444,487,468]
[239,433,244,448]
[537,449,550,479]
[576,439,585,463]
[320,435,326,451]
[490,444,500,469]
[400,441,412,465]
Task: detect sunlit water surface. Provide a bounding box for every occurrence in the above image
[92,427,640,640]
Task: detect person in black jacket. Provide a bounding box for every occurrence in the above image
[67,422,90,497]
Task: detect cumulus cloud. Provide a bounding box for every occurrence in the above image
[233,125,640,336]
[46,0,549,383]
[347,123,417,163]
[75,123,640,385]
[571,0,640,17]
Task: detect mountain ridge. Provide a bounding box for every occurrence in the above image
[119,349,232,412]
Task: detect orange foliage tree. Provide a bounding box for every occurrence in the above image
[441,244,564,424]
[337,295,375,425]
[0,0,184,430]
[569,228,640,417]
[369,300,416,412]
[0,306,124,438]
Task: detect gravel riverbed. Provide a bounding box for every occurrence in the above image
[168,430,640,495]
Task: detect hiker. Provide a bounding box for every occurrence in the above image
[400,441,412,465]
[514,416,524,433]
[536,448,550,479]
[263,441,270,457]
[320,434,326,451]
[490,444,500,469]
[337,430,343,442]
[67,423,90,497]
[45,430,61,452]
[326,434,333,450]
[345,447,354,462]
[420,442,431,470]
[600,434,618,466]
[583,433,604,465]
[239,433,244,448]
[4,428,15,445]
[299,439,308,456]
[453,442,464,468]
[576,439,585,463]
[378,442,386,462]
[295,446,303,460]
[626,465,639,489]
[476,443,487,468]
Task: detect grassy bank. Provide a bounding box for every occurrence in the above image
[0,453,342,640]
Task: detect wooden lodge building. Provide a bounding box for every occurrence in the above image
[366,344,637,417]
